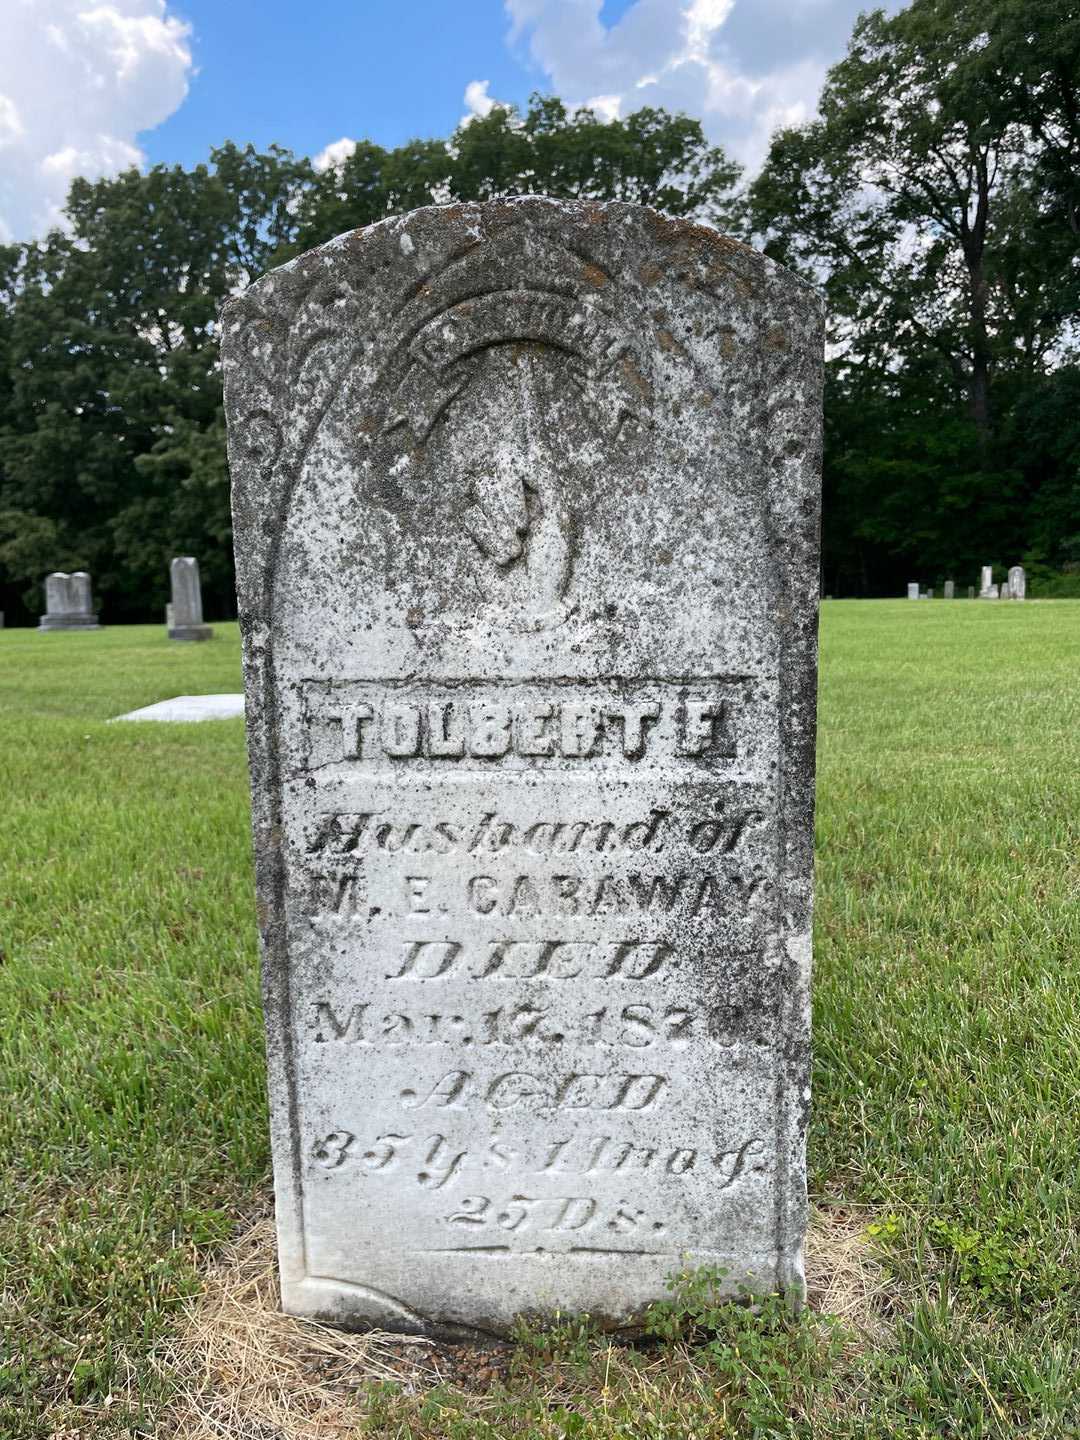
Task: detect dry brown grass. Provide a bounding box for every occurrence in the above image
[127,1201,897,1439]
[804,1205,897,1344]
[151,1215,439,1440]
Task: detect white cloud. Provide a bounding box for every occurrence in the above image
[313,136,358,173]
[504,0,902,173]
[0,0,192,242]
[584,93,621,121]
[460,78,514,127]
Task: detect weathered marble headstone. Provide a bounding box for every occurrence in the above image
[1008,565,1026,600]
[168,556,213,641]
[907,583,919,599]
[38,571,99,630]
[979,565,994,598]
[987,583,1000,599]
[1000,579,1012,600]
[223,199,824,1336]
[944,581,954,600]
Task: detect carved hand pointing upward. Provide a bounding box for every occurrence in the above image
[459,351,572,631]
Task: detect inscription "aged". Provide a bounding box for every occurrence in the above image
[398,1070,668,1112]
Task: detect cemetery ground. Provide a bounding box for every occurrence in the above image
[0,603,1077,1439]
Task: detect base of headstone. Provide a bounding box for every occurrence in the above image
[168,624,213,642]
[38,613,100,631]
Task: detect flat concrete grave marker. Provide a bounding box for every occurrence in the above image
[1008,565,1026,600]
[38,571,100,630]
[223,199,824,1336]
[168,556,213,641]
[112,694,245,722]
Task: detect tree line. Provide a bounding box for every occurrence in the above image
[0,0,1076,622]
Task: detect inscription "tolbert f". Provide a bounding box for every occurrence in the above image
[330,698,731,762]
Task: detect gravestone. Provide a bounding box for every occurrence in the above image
[944,581,954,599]
[168,556,213,641]
[907,583,919,599]
[223,199,824,1336]
[987,583,1000,598]
[38,571,100,630]
[1008,565,1026,600]
[927,588,934,599]
[968,586,975,599]
[979,565,994,597]
[1000,579,1012,600]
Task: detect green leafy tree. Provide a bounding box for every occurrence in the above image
[750,0,1080,594]
[0,100,741,623]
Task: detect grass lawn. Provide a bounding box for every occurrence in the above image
[0,603,1078,1438]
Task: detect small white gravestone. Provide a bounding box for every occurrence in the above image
[223,199,824,1336]
[907,583,919,599]
[979,565,995,598]
[968,586,975,599]
[944,581,954,599]
[1000,579,1012,600]
[38,571,100,631]
[168,557,213,641]
[113,694,245,722]
[1008,565,1026,600]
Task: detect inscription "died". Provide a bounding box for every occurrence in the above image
[386,938,671,981]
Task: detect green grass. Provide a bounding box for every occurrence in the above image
[0,604,1078,1437]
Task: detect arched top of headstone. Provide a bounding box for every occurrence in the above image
[223,199,821,655]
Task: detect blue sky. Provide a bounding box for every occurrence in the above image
[0,0,903,242]
[141,1,540,169]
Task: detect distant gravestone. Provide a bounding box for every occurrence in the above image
[1008,565,1026,600]
[907,583,919,599]
[968,585,975,599]
[1000,580,1012,600]
[223,199,824,1335]
[979,565,994,598]
[927,588,934,599]
[987,583,1000,599]
[944,581,954,599]
[168,557,212,641]
[38,571,100,631]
